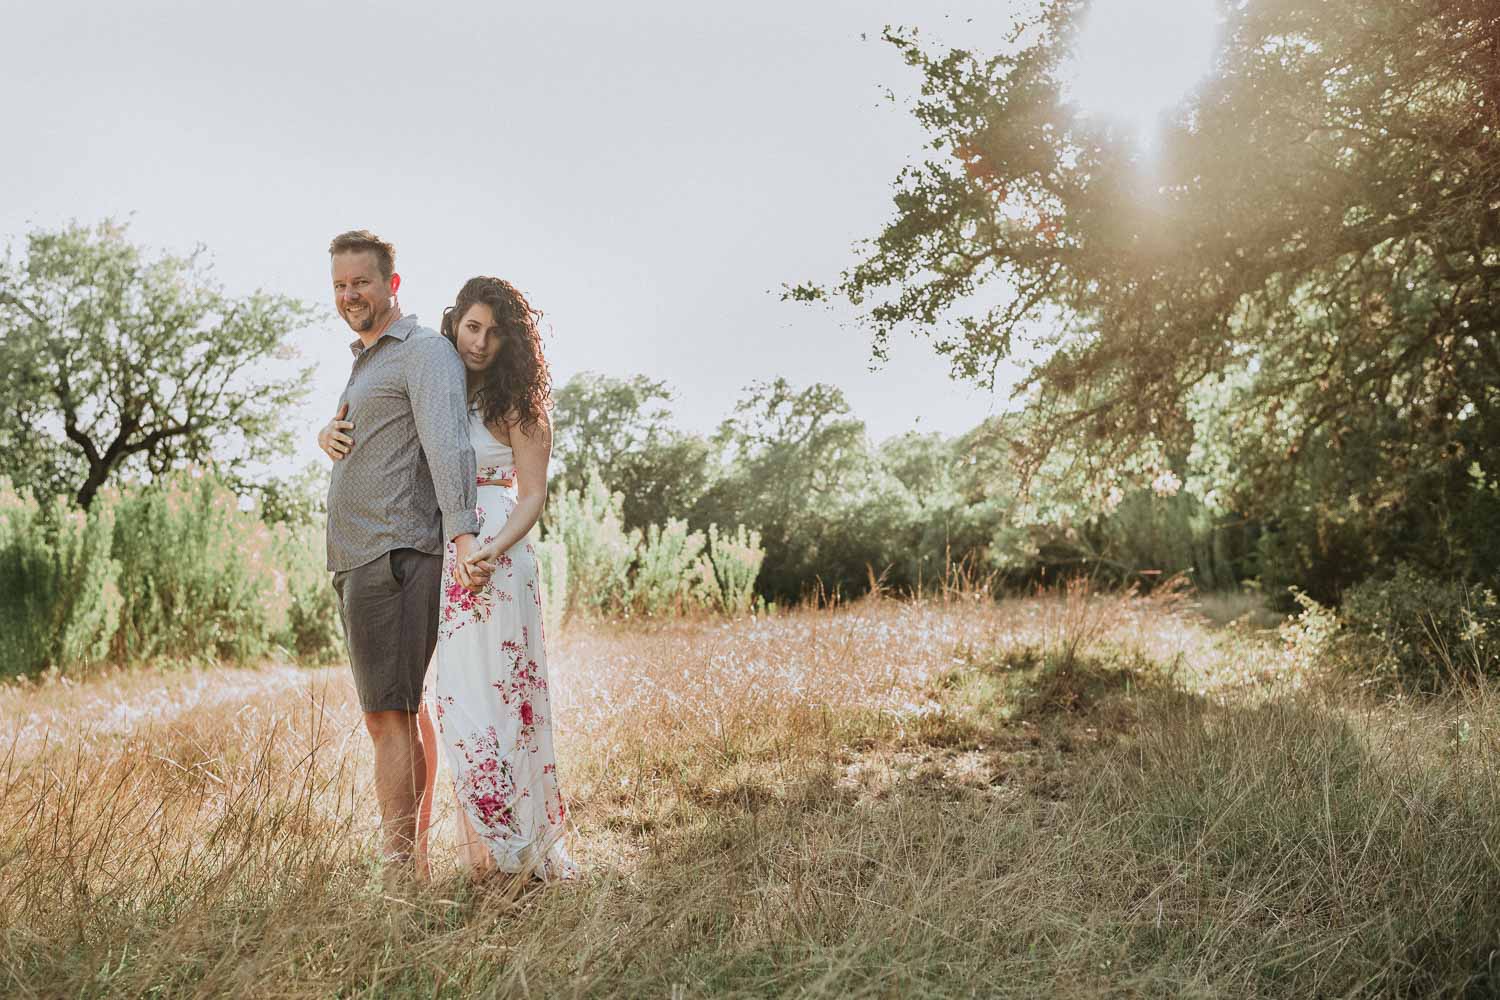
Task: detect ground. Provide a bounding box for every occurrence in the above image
[4,590,1499,997]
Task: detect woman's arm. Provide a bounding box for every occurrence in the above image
[467,413,551,565]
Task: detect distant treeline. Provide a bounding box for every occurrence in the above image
[542,371,1493,610]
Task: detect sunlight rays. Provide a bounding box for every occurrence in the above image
[1062,0,1222,143]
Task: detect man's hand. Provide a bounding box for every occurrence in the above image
[318,402,355,461]
[453,534,495,592]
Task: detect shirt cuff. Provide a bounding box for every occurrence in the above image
[443,509,481,541]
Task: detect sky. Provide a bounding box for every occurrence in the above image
[4,0,1219,474]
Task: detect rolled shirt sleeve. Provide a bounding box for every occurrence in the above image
[406,337,481,540]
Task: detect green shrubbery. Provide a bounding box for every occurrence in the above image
[1277,565,1500,686]
[269,520,344,663]
[109,473,285,664]
[0,471,343,678]
[541,470,767,619]
[532,538,568,642]
[1339,564,1499,685]
[0,462,768,678]
[630,519,708,617]
[700,524,765,616]
[0,483,122,678]
[544,471,639,616]
[550,375,1268,608]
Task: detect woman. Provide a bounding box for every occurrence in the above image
[416,275,575,881]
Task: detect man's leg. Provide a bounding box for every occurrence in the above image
[336,548,443,873]
[364,709,427,861]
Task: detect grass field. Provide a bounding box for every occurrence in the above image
[4,589,1500,998]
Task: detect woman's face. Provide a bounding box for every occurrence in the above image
[455,302,502,372]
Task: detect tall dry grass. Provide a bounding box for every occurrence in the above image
[3,589,1498,997]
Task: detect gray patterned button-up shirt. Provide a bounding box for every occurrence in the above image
[326,314,480,572]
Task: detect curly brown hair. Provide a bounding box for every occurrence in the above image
[440,276,553,435]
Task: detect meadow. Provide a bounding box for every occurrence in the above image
[5,588,1498,998]
[4,3,1497,994]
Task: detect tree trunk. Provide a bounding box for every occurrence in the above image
[75,461,111,510]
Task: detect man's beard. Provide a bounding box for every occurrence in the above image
[343,305,375,333]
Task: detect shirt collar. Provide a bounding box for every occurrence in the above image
[348,314,420,357]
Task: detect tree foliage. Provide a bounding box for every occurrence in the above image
[798,0,1500,588]
[0,221,314,507]
[700,379,886,598]
[551,372,714,529]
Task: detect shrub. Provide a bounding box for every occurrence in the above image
[543,470,640,615]
[542,473,766,620]
[1339,563,1499,685]
[269,521,341,663]
[630,519,707,616]
[532,537,568,640]
[700,523,765,617]
[1278,587,1344,670]
[108,470,284,664]
[0,482,122,678]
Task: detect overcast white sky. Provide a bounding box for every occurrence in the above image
[5,0,1047,472]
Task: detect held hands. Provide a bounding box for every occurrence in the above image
[467,538,504,574]
[319,402,355,461]
[453,534,497,592]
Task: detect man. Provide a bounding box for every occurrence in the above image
[317,230,488,873]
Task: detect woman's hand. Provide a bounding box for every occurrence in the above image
[466,539,503,574]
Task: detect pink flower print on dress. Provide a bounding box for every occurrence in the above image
[431,423,575,880]
[439,568,495,640]
[455,727,519,832]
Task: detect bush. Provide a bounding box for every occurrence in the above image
[1278,587,1344,669]
[544,470,640,616]
[1339,563,1500,685]
[108,470,286,664]
[700,524,765,617]
[0,458,767,678]
[269,521,341,663]
[0,482,122,678]
[542,471,766,619]
[532,537,568,640]
[630,519,707,616]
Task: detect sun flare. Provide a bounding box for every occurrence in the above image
[1062,0,1221,139]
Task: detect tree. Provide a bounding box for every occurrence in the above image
[700,379,893,600]
[551,372,714,529]
[799,0,1500,585]
[552,372,677,488]
[0,221,314,508]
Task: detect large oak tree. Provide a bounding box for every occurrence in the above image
[800,0,1500,583]
[0,222,314,508]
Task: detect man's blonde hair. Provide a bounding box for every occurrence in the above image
[328,230,396,279]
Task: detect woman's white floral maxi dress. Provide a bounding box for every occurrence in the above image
[431,410,575,880]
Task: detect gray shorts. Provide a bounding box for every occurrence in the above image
[332,547,442,713]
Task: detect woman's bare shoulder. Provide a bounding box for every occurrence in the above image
[489,409,552,448]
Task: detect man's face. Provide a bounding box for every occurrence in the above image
[331,251,396,334]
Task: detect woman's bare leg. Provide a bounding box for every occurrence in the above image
[414,702,439,878]
[454,793,493,873]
